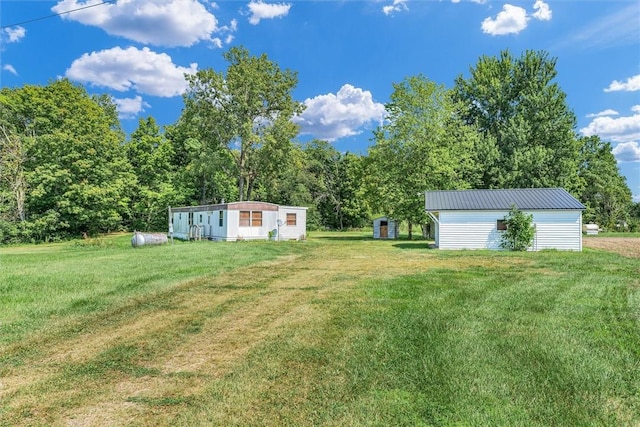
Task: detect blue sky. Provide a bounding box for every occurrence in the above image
[1,0,639,201]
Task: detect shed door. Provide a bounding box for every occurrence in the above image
[380,220,388,238]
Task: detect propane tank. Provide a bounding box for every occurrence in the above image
[131,231,168,247]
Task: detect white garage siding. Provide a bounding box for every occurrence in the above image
[437,210,583,251]
[426,188,585,252]
[531,211,582,251]
[438,211,504,250]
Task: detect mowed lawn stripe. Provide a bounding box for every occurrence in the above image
[1,234,639,426]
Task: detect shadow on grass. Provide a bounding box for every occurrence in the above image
[392,241,436,250]
[312,235,374,241]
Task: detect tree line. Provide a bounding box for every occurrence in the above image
[0,47,637,243]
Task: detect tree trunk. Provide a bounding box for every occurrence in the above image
[238,173,245,201]
[246,176,254,201]
[200,174,208,204]
[408,221,413,240]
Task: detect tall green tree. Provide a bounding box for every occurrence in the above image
[182,46,304,201]
[125,117,182,231]
[303,140,370,230]
[576,135,632,228]
[0,120,27,223]
[252,144,312,206]
[165,120,237,206]
[0,114,29,242]
[0,80,134,240]
[453,50,580,190]
[367,75,479,238]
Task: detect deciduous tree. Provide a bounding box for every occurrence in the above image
[367,75,479,238]
[0,80,134,240]
[182,46,304,201]
[125,117,182,231]
[576,135,632,229]
[453,50,580,190]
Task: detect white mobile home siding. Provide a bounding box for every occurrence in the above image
[437,210,582,251]
[170,202,306,242]
[277,207,307,240]
[172,211,189,239]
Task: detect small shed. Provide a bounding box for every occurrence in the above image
[582,224,599,235]
[425,188,585,251]
[373,217,399,239]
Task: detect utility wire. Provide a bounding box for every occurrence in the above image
[1,0,116,30]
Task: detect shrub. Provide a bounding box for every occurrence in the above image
[500,204,535,251]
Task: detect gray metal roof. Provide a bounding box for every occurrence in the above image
[424,188,585,211]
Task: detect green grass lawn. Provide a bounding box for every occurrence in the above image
[1,233,639,426]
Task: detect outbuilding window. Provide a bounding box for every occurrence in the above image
[286,213,296,226]
[219,211,224,227]
[497,219,507,231]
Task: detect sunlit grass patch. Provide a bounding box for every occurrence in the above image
[1,233,639,425]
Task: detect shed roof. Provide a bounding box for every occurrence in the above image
[425,188,585,211]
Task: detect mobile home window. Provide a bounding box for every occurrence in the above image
[286,213,296,226]
[497,219,507,231]
[252,211,263,227]
[240,211,250,226]
[219,211,224,226]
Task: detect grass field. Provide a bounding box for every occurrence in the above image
[1,232,639,426]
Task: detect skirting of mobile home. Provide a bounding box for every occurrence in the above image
[169,202,307,242]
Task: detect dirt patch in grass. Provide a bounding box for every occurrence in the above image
[583,237,640,259]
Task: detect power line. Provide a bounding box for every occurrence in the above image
[1,0,116,30]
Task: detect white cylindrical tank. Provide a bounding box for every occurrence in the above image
[131,232,168,247]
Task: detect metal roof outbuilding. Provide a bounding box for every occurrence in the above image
[425,188,585,211]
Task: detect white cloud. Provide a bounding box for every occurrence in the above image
[481,4,528,35]
[604,74,640,92]
[3,26,26,43]
[113,95,151,119]
[481,1,552,36]
[383,0,409,16]
[247,1,291,25]
[612,141,640,163]
[65,46,198,97]
[51,0,233,47]
[294,84,386,142]
[2,64,18,75]
[532,0,552,21]
[586,109,619,118]
[580,106,640,144]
